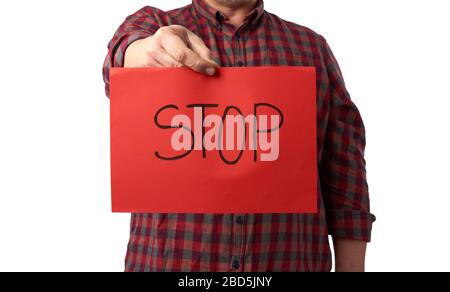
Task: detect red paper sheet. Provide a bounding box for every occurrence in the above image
[110,67,317,213]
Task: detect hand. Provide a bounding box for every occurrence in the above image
[333,238,367,272]
[124,25,218,75]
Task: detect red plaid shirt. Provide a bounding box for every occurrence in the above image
[103,0,375,272]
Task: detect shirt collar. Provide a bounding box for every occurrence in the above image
[192,0,265,30]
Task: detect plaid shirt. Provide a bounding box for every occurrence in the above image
[103,0,375,272]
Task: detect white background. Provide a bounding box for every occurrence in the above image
[0,0,449,272]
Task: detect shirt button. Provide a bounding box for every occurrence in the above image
[236,61,244,67]
[232,260,240,269]
[236,216,244,225]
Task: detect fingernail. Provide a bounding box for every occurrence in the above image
[206,67,216,76]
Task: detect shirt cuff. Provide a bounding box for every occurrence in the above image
[104,31,153,97]
[112,32,152,67]
[326,209,376,242]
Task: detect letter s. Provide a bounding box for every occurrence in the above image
[154,104,194,161]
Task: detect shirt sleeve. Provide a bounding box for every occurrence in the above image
[102,7,161,97]
[320,40,376,242]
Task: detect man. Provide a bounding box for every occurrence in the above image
[103,0,375,272]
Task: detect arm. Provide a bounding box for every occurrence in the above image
[124,25,217,72]
[333,238,367,272]
[319,39,376,272]
[102,7,157,97]
[102,7,217,97]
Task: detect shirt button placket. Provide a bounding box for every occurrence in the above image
[232,258,241,270]
[231,214,245,271]
[234,31,244,67]
[230,30,246,272]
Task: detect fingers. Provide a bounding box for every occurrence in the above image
[181,49,217,76]
[186,30,217,65]
[151,48,183,68]
[160,31,217,75]
[145,57,164,68]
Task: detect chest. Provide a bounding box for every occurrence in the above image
[202,30,315,67]
[166,19,315,67]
